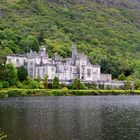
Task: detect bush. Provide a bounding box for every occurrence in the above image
[98,84,105,90]
[39,81,45,89]
[52,76,61,89]
[118,74,126,81]
[134,80,140,90]
[23,77,39,89]
[71,79,86,90]
[105,85,112,90]
[7,90,21,97]
[85,83,98,89]
[29,80,39,89]
[0,82,3,89]
[61,87,69,94]
[16,81,23,88]
[124,81,132,90]
[2,81,9,88]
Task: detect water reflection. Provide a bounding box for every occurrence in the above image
[0,96,140,140]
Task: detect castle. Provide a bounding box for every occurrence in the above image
[7,45,112,84]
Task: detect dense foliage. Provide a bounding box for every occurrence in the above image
[17,66,28,82]
[0,0,140,81]
[52,76,61,89]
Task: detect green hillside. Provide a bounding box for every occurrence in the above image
[0,0,140,79]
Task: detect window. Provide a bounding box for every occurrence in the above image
[96,69,98,74]
[30,68,33,77]
[30,62,33,66]
[8,58,11,62]
[56,66,59,73]
[16,58,19,63]
[24,60,26,64]
[43,67,45,73]
[87,69,91,77]
[42,67,46,77]
[37,68,40,77]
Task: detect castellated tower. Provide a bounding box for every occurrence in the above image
[39,46,47,57]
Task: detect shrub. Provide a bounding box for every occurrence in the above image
[62,87,69,94]
[29,80,39,89]
[105,85,112,90]
[134,80,140,90]
[118,74,126,81]
[39,81,45,89]
[0,82,3,89]
[23,77,39,89]
[52,76,61,89]
[7,90,21,97]
[16,81,23,88]
[71,78,86,89]
[85,83,98,89]
[2,81,9,88]
[124,80,132,90]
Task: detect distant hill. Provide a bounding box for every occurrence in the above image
[0,0,140,79]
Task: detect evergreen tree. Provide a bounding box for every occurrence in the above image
[44,75,48,89]
[52,76,60,89]
[72,78,85,89]
[17,66,28,82]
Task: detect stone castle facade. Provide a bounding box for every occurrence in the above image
[7,45,112,84]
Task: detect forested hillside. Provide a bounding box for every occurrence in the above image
[0,0,140,79]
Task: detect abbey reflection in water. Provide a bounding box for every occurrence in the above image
[7,45,111,84]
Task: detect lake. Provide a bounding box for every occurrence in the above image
[0,96,140,140]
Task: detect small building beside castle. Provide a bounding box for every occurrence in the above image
[6,45,112,84]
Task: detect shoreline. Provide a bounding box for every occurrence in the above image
[0,89,140,97]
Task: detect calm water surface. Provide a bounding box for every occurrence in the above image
[0,96,140,140]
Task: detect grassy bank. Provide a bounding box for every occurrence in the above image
[0,89,140,98]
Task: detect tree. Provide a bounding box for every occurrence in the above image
[25,77,39,89]
[0,47,12,81]
[44,75,48,89]
[118,74,126,81]
[52,76,60,89]
[20,35,39,52]
[2,81,9,88]
[0,47,12,64]
[72,78,85,89]
[124,80,132,90]
[6,63,18,86]
[134,79,140,90]
[17,66,28,82]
